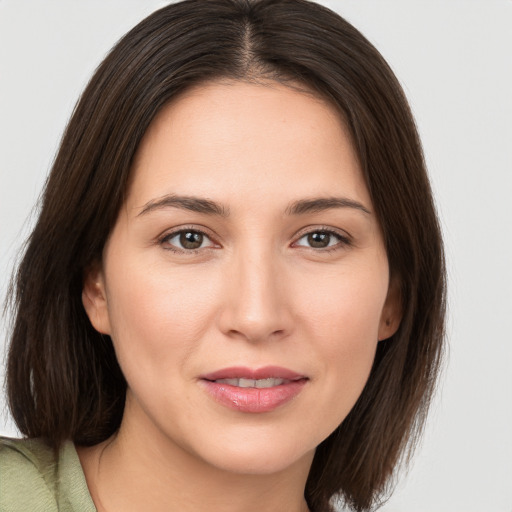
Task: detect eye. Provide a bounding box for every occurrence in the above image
[161,229,216,252]
[294,230,350,250]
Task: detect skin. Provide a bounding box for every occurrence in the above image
[79,80,400,512]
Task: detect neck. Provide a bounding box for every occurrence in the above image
[78,399,313,512]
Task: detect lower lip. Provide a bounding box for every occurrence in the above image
[200,379,307,413]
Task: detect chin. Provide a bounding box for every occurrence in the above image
[209,447,314,476]
[186,428,317,476]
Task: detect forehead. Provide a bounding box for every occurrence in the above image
[127,80,370,212]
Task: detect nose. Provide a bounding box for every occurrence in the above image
[217,246,293,343]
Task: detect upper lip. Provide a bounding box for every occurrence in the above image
[201,366,306,381]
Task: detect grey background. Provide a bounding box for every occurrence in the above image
[1,1,511,511]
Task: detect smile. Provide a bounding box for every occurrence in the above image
[200,366,308,413]
[213,377,287,388]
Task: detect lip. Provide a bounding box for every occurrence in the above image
[201,366,305,381]
[199,366,308,413]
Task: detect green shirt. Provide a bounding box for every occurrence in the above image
[0,436,96,511]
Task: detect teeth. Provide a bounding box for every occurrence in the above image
[215,378,286,388]
[239,378,255,388]
[216,378,240,386]
[255,378,284,388]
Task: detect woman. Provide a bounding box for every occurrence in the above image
[0,1,445,511]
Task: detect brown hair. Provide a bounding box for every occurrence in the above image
[5,1,446,511]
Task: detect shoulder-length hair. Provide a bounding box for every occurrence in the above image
[5,1,446,511]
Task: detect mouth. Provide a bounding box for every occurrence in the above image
[199,366,308,413]
[212,377,291,388]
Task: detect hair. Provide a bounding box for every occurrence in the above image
[5,1,446,511]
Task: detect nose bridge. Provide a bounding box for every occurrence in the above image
[220,240,290,342]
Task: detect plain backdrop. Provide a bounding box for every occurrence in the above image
[1,1,511,511]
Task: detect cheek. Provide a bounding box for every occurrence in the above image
[104,259,217,382]
[303,261,387,341]
[299,265,387,408]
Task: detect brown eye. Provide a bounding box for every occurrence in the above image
[162,230,214,251]
[307,232,331,248]
[295,230,349,250]
[180,231,204,249]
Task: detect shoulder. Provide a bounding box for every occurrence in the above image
[0,436,58,511]
[0,436,96,512]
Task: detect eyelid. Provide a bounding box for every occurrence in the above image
[291,226,352,250]
[157,224,352,254]
[158,225,220,253]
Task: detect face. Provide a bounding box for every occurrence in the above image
[83,81,400,476]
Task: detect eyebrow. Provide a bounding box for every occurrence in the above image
[137,194,371,218]
[285,197,371,216]
[137,194,230,217]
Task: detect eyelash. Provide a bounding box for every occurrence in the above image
[293,227,352,253]
[158,226,352,254]
[159,227,216,255]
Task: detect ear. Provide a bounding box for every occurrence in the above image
[82,262,111,335]
[378,276,402,341]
